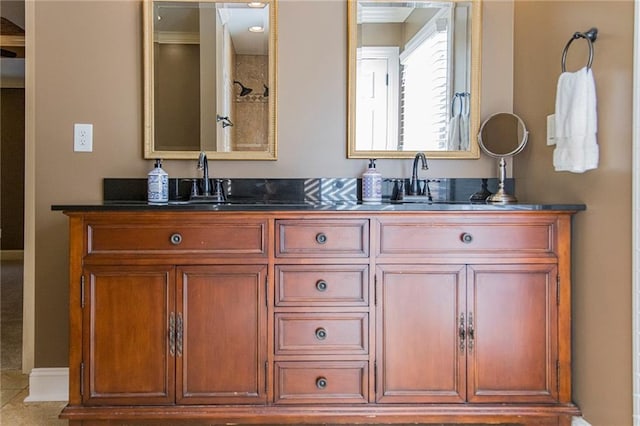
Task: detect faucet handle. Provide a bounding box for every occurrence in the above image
[186,178,200,197]
[392,179,405,202]
[210,178,229,202]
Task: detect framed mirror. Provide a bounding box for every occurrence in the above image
[143,0,277,160]
[347,0,481,159]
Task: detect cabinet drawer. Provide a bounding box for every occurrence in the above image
[275,265,369,307]
[87,220,267,256]
[276,219,369,257]
[275,313,368,355]
[378,219,554,255]
[274,361,368,404]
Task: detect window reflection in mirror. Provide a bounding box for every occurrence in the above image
[144,0,277,160]
[348,0,481,159]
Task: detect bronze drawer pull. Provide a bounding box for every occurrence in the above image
[315,233,328,244]
[459,313,465,351]
[170,233,183,245]
[316,280,328,291]
[169,312,176,357]
[467,312,475,352]
[316,377,328,389]
[176,313,184,357]
[461,232,473,243]
[315,327,328,340]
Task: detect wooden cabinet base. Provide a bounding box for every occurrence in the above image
[60,210,581,426]
[61,404,581,425]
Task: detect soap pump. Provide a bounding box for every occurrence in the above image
[148,159,169,203]
[362,159,382,204]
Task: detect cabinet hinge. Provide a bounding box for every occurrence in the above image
[80,275,85,309]
[80,362,84,396]
[556,274,560,306]
[374,274,377,306]
[264,361,268,393]
[265,274,269,307]
[374,361,377,394]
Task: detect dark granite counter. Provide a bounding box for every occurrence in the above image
[51,177,585,212]
[52,200,585,213]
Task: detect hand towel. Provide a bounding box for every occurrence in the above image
[553,67,598,172]
[447,114,460,150]
[459,97,470,151]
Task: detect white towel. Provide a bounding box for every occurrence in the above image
[447,114,460,150]
[553,67,598,173]
[459,99,470,151]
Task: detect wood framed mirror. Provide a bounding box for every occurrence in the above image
[143,0,277,160]
[347,0,481,159]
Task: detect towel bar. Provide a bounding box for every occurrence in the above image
[561,27,598,72]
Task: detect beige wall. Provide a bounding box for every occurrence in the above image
[33,1,635,424]
[514,1,633,425]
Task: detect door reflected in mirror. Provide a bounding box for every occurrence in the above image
[144,0,277,160]
[348,0,482,159]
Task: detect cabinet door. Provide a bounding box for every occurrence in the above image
[467,264,558,403]
[377,265,466,403]
[176,265,267,404]
[82,265,175,405]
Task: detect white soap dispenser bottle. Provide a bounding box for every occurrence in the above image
[148,159,169,203]
[362,159,382,204]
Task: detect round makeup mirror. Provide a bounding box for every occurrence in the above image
[478,112,529,203]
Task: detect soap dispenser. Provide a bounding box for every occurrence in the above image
[362,159,382,204]
[148,159,169,203]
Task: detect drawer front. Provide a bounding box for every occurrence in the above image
[276,219,369,257]
[275,313,368,355]
[378,220,554,255]
[274,361,368,404]
[88,221,267,256]
[275,265,369,307]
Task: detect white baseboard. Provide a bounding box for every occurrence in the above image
[24,368,68,402]
[1,250,24,260]
[572,417,593,426]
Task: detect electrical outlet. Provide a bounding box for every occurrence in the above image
[74,123,93,152]
[546,114,556,146]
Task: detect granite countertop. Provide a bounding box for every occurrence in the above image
[51,178,586,213]
[51,200,586,212]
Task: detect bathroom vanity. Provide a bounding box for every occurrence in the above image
[54,202,583,425]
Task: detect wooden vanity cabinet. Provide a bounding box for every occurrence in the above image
[81,265,176,406]
[82,264,267,406]
[272,218,372,405]
[60,209,580,425]
[376,213,569,409]
[377,263,558,404]
[67,212,268,410]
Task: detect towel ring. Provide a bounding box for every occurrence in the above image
[561,27,598,72]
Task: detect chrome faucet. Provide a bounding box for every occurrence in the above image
[197,151,211,196]
[409,152,429,195]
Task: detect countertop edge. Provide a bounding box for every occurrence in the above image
[51,202,587,213]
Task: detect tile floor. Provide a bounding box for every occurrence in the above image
[1,370,67,425]
[1,259,68,424]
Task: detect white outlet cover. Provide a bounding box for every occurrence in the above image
[74,123,93,152]
[546,114,556,146]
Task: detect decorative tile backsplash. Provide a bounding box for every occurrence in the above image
[104,177,514,203]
